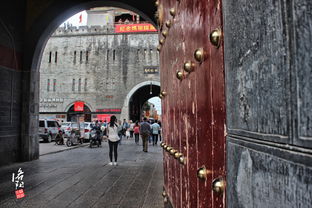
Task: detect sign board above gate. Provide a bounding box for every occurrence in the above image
[115,23,157,33]
[144,66,159,74]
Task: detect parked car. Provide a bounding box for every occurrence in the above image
[84,122,94,142]
[60,122,74,137]
[61,122,85,139]
[38,119,60,142]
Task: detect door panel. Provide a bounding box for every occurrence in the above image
[159,0,226,207]
[223,0,290,144]
[294,0,312,148]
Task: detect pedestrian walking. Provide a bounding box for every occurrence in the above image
[148,120,153,144]
[133,121,140,145]
[158,120,162,141]
[106,115,120,166]
[129,120,135,138]
[117,120,123,145]
[140,117,151,152]
[122,119,129,138]
[151,120,160,145]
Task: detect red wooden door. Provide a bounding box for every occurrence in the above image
[158,0,226,207]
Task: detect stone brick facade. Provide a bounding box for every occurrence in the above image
[39,25,159,121]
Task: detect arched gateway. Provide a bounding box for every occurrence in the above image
[120,81,160,121]
[1,0,312,208]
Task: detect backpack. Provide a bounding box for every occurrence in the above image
[140,123,150,136]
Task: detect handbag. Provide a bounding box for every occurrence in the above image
[102,135,108,141]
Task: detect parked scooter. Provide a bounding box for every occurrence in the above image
[66,129,83,147]
[89,130,100,148]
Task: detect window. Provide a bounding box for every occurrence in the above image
[55,51,57,63]
[107,50,109,61]
[47,79,50,92]
[73,51,76,64]
[86,51,89,63]
[113,50,115,61]
[72,79,75,91]
[47,121,56,127]
[39,121,44,127]
[48,52,52,63]
[53,79,56,92]
[84,78,87,91]
[78,78,81,91]
[80,51,83,63]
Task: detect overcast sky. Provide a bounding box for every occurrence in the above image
[61,11,87,26]
[148,97,161,114]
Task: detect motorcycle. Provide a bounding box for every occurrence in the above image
[89,130,101,148]
[66,129,83,147]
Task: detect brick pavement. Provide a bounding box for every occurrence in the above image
[0,139,164,208]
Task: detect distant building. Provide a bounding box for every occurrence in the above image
[39,7,160,122]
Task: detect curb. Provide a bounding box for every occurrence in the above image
[40,143,89,156]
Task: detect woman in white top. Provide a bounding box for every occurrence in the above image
[106,115,120,166]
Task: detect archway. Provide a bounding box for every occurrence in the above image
[20,1,157,162]
[120,81,160,121]
[129,85,161,122]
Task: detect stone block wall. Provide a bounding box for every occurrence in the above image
[224,0,312,207]
[0,0,26,165]
[39,26,160,120]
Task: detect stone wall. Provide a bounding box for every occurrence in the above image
[0,0,26,165]
[224,0,312,207]
[39,26,159,120]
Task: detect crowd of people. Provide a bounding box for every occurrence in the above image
[89,116,162,165]
[53,115,162,167]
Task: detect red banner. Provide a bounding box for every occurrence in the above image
[115,23,157,33]
[97,114,112,122]
[96,109,121,113]
[74,101,84,111]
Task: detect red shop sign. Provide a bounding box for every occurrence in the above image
[74,101,84,111]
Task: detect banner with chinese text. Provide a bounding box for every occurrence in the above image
[115,23,157,33]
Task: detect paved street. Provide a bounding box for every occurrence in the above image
[0,139,164,208]
[39,139,88,156]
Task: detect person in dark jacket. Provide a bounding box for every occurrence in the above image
[140,117,151,152]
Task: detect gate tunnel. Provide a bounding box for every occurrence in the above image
[0,0,157,165]
[128,84,160,122]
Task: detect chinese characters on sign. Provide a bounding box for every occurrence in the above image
[12,168,25,199]
[74,101,84,111]
[144,66,159,74]
[96,109,121,113]
[115,23,157,33]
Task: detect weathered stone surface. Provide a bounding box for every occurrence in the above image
[0,68,22,165]
[223,0,289,141]
[227,137,312,208]
[39,26,160,120]
[224,0,312,207]
[293,0,312,145]
[0,140,164,208]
